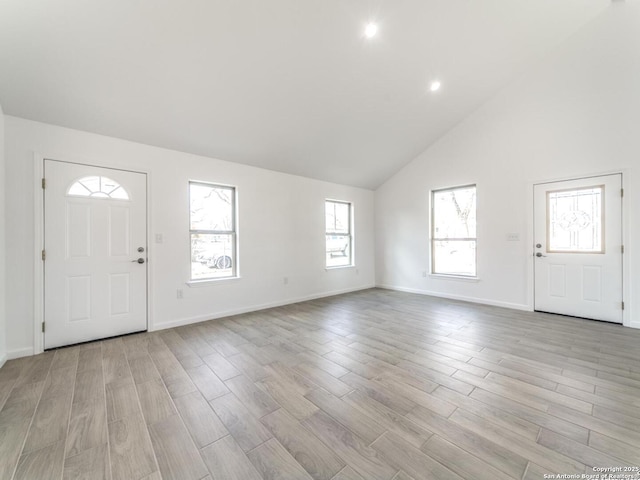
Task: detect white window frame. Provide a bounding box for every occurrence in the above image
[325,199,354,268]
[189,181,237,281]
[431,184,477,278]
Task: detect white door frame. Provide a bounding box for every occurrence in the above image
[33,153,155,355]
[526,169,631,327]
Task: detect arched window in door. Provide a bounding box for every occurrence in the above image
[67,176,129,200]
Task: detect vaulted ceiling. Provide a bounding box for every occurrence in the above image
[0,0,612,188]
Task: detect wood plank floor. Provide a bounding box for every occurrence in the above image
[1,288,640,480]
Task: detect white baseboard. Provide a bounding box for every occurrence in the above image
[376,284,532,312]
[152,284,376,332]
[0,353,6,369]
[7,347,35,360]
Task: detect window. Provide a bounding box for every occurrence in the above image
[431,185,476,277]
[325,200,352,267]
[547,186,603,253]
[190,182,236,280]
[68,176,129,200]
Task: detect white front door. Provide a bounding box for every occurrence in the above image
[534,174,623,323]
[44,159,148,349]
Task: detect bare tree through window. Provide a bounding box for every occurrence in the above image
[432,185,477,276]
[189,182,236,280]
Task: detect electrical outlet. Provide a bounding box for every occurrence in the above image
[176,289,183,299]
[422,271,427,277]
[155,233,163,244]
[283,277,289,285]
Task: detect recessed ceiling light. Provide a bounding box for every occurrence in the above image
[430,80,442,92]
[364,23,378,38]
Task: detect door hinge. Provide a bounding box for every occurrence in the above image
[621,188,624,197]
[42,322,45,333]
[42,250,46,261]
[42,178,46,189]
[622,245,625,254]
[622,301,625,311]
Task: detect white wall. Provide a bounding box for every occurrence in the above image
[5,117,375,358]
[0,102,6,366]
[376,1,640,327]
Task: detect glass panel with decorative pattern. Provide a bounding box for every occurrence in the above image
[547,186,603,253]
[67,176,129,200]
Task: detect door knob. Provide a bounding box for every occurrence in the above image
[132,258,145,264]
[535,252,546,258]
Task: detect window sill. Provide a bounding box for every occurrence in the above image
[429,273,480,283]
[186,276,241,287]
[325,265,355,271]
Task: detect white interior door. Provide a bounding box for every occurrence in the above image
[44,160,148,349]
[534,174,623,323]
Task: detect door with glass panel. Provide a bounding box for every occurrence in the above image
[533,174,622,323]
[44,159,148,348]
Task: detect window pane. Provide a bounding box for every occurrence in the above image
[547,186,603,253]
[68,180,91,196]
[109,187,129,200]
[67,176,129,200]
[326,235,351,267]
[191,233,235,279]
[80,176,100,193]
[433,240,476,276]
[101,177,121,196]
[433,187,476,239]
[326,201,350,234]
[190,183,234,232]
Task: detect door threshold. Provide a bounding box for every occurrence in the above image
[44,329,148,351]
[534,310,623,325]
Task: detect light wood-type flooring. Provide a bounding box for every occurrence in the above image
[1,288,640,480]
